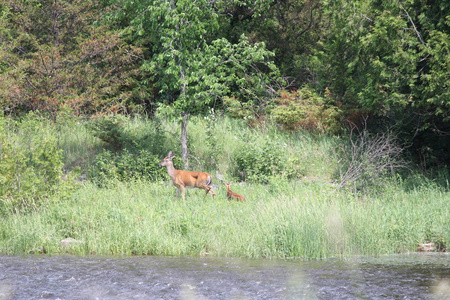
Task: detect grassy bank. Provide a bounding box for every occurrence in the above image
[1,179,448,258]
[0,114,449,258]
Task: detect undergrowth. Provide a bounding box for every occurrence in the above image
[0,112,448,258]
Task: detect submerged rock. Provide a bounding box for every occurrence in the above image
[417,241,446,252]
[417,242,437,252]
[60,238,83,249]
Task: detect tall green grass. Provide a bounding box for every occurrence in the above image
[51,114,340,180]
[55,116,104,172]
[1,179,448,258]
[0,113,448,258]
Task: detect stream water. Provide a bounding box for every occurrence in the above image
[0,253,449,299]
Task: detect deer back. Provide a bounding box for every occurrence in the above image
[174,170,212,188]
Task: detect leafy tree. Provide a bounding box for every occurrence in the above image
[311,0,449,166]
[112,0,280,167]
[221,0,324,88]
[0,0,145,118]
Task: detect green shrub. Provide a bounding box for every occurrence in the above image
[271,87,342,134]
[87,115,130,151]
[232,139,304,183]
[87,114,168,154]
[0,113,76,214]
[232,140,282,183]
[86,114,173,186]
[88,149,166,186]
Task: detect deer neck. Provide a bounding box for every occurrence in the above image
[164,162,177,179]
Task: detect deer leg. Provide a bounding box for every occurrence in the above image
[206,186,215,198]
[180,185,186,201]
[200,185,214,199]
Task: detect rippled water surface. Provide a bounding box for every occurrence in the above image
[0,253,449,299]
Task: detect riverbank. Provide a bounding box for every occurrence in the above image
[1,179,448,258]
[0,114,448,258]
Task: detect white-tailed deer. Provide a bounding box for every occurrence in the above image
[223,181,245,202]
[159,151,216,200]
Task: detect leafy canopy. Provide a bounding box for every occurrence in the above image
[113,0,280,116]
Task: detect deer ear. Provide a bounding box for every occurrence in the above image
[168,151,175,158]
[230,181,233,185]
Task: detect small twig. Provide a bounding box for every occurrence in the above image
[187,154,203,168]
[360,13,373,22]
[400,6,425,45]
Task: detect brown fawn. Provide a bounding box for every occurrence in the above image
[223,181,245,202]
[159,151,215,200]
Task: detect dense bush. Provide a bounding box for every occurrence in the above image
[0,113,77,213]
[270,88,342,134]
[87,115,131,151]
[87,115,168,154]
[232,139,304,183]
[88,149,167,187]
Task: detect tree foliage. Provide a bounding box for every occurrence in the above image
[271,87,342,133]
[108,0,281,166]
[0,0,145,117]
[222,0,324,88]
[111,0,280,115]
[0,0,448,167]
[310,0,449,166]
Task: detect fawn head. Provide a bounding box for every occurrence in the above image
[223,181,233,190]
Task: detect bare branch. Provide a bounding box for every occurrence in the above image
[400,6,425,45]
[337,129,406,190]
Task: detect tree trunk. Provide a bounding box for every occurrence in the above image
[181,113,189,169]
